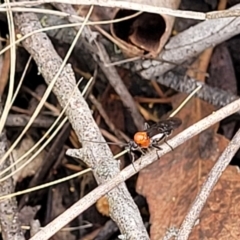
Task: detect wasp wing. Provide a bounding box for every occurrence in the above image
[146,117,182,138]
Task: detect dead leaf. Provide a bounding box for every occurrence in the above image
[136,94,240,239]
[208,43,237,95]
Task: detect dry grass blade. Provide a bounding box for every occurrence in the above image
[0,39,10,96]
[0,0,16,134]
[0,168,91,200]
[0,11,152,57]
[169,85,202,117]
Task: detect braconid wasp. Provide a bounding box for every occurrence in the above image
[128,117,182,163]
[82,117,182,166]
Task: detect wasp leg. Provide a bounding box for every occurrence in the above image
[151,144,162,159]
[139,148,148,165]
[151,144,162,150]
[138,147,146,155]
[128,140,146,167]
[128,150,137,172]
[164,139,174,151]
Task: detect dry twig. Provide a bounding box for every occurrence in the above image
[89,94,130,142]
[5,114,55,128]
[157,72,239,113]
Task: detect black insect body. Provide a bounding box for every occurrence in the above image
[146,117,182,149]
[128,117,182,162]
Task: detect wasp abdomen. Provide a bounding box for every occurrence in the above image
[133,132,150,148]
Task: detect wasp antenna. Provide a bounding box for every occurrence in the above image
[81,139,127,147]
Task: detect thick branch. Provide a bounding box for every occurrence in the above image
[0,102,25,240]
[157,72,239,113]
[13,9,148,240]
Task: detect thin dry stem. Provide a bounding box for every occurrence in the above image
[0,0,16,135]
[0,40,10,96]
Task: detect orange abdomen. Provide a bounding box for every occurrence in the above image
[133,132,150,148]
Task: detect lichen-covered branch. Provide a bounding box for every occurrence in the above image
[13,9,149,240]
[157,72,239,112]
[0,101,25,240]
